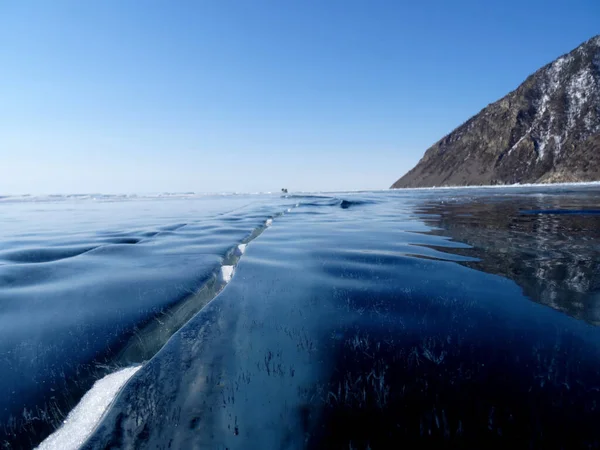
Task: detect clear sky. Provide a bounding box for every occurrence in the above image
[1,1,598,194]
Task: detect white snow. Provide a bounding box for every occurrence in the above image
[36,366,141,450]
[265,218,273,227]
[398,181,600,191]
[507,125,534,155]
[552,135,561,149]
[508,89,551,158]
[548,55,573,91]
[221,265,234,283]
[583,111,600,136]
[566,68,596,130]
[237,243,247,255]
[534,56,575,157]
[537,125,554,159]
[508,50,599,160]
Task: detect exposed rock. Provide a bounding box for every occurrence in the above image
[391,35,600,188]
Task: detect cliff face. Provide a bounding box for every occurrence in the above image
[391,36,600,188]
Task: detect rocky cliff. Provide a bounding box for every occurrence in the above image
[391,35,600,188]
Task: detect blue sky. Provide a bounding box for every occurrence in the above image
[1,0,598,194]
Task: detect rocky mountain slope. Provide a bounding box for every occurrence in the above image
[391,35,600,188]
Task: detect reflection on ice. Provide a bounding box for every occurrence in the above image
[416,192,600,324]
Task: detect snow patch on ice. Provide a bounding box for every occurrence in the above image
[237,244,247,255]
[36,366,141,450]
[221,265,234,283]
[265,218,273,227]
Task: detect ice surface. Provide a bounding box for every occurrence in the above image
[6,189,600,449]
[0,194,296,447]
[36,366,140,450]
[78,187,600,449]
